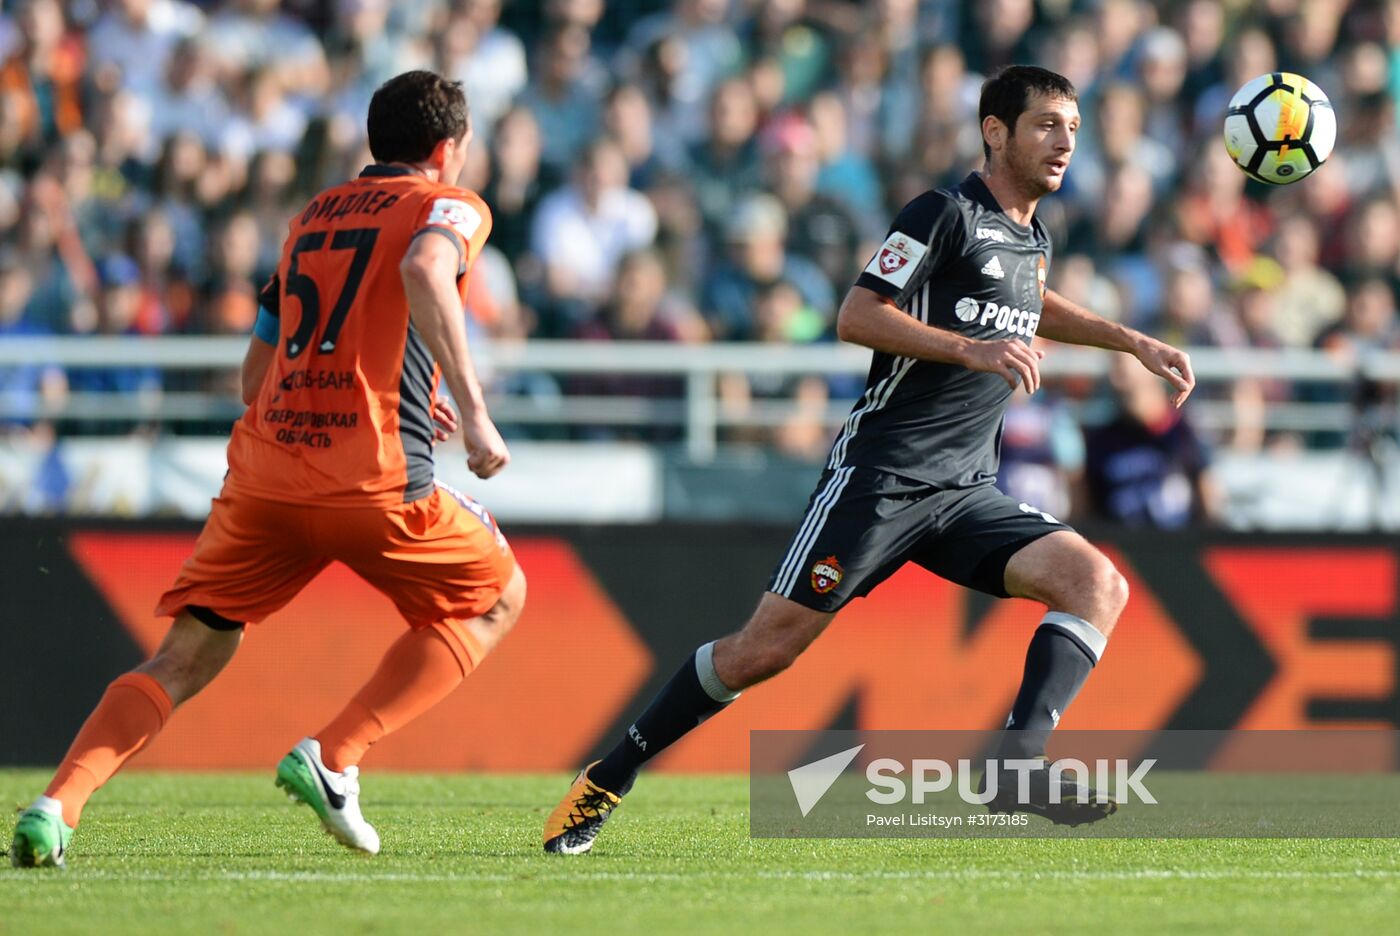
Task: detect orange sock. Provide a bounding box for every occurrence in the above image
[45,672,173,828]
[317,623,479,772]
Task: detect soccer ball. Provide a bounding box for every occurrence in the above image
[1223,73,1336,185]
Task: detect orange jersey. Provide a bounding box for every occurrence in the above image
[226,166,492,506]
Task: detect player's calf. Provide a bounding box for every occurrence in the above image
[998,533,1123,761]
[544,595,830,855]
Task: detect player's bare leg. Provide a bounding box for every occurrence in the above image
[980,530,1129,824]
[277,566,526,855]
[11,610,243,867]
[544,593,832,854]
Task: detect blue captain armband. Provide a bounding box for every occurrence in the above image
[253,305,279,345]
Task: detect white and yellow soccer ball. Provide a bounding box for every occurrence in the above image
[1223,72,1336,184]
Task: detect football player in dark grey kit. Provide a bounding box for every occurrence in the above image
[544,66,1196,853]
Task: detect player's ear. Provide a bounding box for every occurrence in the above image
[430,136,455,171]
[982,115,1007,157]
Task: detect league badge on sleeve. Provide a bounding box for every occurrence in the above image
[1037,256,1047,299]
[427,198,483,240]
[811,556,844,594]
[864,233,927,290]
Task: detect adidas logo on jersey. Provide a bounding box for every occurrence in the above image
[980,255,1005,279]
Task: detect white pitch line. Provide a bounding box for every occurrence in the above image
[5,869,1400,885]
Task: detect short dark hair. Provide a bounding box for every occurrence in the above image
[978,65,1078,161]
[367,71,469,165]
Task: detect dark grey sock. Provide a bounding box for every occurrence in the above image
[998,614,1104,760]
[589,641,739,795]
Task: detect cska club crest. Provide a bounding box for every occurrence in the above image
[1037,256,1047,299]
[811,555,844,594]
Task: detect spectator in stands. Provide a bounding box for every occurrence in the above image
[807,90,881,214]
[701,193,832,340]
[517,24,605,171]
[1082,353,1221,529]
[1335,91,1400,201]
[1315,276,1399,358]
[1136,27,1189,148]
[127,210,191,335]
[1077,82,1176,204]
[0,250,67,431]
[962,0,1034,78]
[1312,276,1400,454]
[603,82,672,190]
[688,77,764,240]
[1096,0,1151,81]
[1178,0,1228,107]
[1,0,83,151]
[148,132,209,276]
[1174,142,1270,274]
[1148,243,1227,349]
[997,388,1084,523]
[1271,214,1346,349]
[888,43,981,175]
[1042,17,1099,102]
[482,106,550,267]
[530,137,657,331]
[66,254,162,409]
[221,66,309,161]
[1341,196,1400,290]
[205,0,328,96]
[195,211,260,335]
[441,0,527,144]
[830,32,889,161]
[741,0,829,107]
[1193,24,1273,139]
[86,0,203,98]
[623,0,742,145]
[869,0,920,88]
[15,172,94,334]
[568,247,692,441]
[719,280,830,459]
[764,114,865,297]
[574,248,699,346]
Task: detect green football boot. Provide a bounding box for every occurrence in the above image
[10,800,74,868]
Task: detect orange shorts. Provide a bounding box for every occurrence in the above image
[156,481,515,642]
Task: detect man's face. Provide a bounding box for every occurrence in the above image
[1002,93,1080,196]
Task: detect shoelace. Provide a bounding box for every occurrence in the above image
[567,788,615,828]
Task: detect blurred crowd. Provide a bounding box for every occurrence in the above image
[4,0,1400,523]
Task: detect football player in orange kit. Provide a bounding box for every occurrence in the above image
[11,71,525,867]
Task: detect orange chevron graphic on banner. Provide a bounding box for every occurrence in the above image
[67,534,652,771]
[656,546,1202,772]
[1205,548,1397,731]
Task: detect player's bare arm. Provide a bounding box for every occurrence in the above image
[836,285,1045,393]
[240,333,276,406]
[400,231,509,478]
[1039,288,1196,407]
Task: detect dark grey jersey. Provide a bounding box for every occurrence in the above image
[830,172,1053,488]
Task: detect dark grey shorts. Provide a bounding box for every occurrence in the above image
[767,467,1072,612]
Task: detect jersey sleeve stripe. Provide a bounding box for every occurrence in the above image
[826,282,929,469]
[411,225,468,276]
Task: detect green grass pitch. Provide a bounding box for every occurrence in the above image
[3,770,1399,934]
